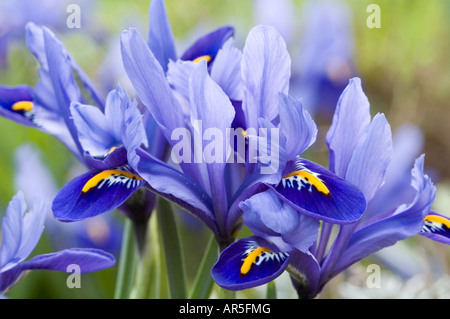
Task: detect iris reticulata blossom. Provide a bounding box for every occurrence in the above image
[211,77,450,298]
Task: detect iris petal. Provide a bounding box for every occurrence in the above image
[180,26,234,63]
[211,236,290,291]
[272,158,366,224]
[0,248,114,294]
[52,167,144,222]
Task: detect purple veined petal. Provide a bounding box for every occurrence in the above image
[364,124,424,221]
[326,155,435,280]
[26,22,105,110]
[420,211,450,245]
[210,38,243,101]
[71,102,117,158]
[278,93,317,159]
[0,193,47,271]
[52,167,145,222]
[211,236,290,291]
[0,85,36,127]
[120,28,186,144]
[0,248,115,294]
[41,26,84,156]
[180,26,234,63]
[166,59,196,115]
[104,85,133,144]
[241,25,291,130]
[240,190,320,253]
[326,77,371,178]
[189,61,236,226]
[272,158,367,224]
[147,0,177,72]
[345,113,393,204]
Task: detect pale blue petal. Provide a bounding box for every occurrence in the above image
[325,77,371,178]
[345,113,393,204]
[278,93,317,159]
[241,25,291,130]
[147,0,177,72]
[210,38,243,101]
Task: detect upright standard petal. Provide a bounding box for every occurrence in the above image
[121,28,185,143]
[345,113,393,204]
[211,236,290,291]
[189,61,236,228]
[241,25,291,130]
[328,155,435,279]
[326,77,371,178]
[210,38,243,101]
[278,93,317,160]
[272,158,366,224]
[147,0,177,72]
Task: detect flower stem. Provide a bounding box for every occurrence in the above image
[266,281,277,299]
[114,218,138,299]
[157,196,188,299]
[188,233,218,299]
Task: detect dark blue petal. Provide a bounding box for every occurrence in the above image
[211,236,290,291]
[272,158,366,224]
[180,26,234,64]
[0,85,36,127]
[52,167,145,222]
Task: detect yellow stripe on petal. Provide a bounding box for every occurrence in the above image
[82,170,143,193]
[424,214,450,229]
[11,101,33,112]
[192,55,212,64]
[240,247,272,275]
[283,170,330,195]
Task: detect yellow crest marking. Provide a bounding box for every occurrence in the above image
[240,247,272,275]
[424,214,450,229]
[12,101,33,112]
[192,55,212,64]
[283,170,330,195]
[82,170,143,193]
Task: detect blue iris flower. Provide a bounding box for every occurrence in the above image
[120,16,367,252]
[0,22,105,161]
[47,0,235,249]
[211,78,446,298]
[14,144,123,257]
[0,192,115,297]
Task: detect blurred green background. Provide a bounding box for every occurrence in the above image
[1,0,450,299]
